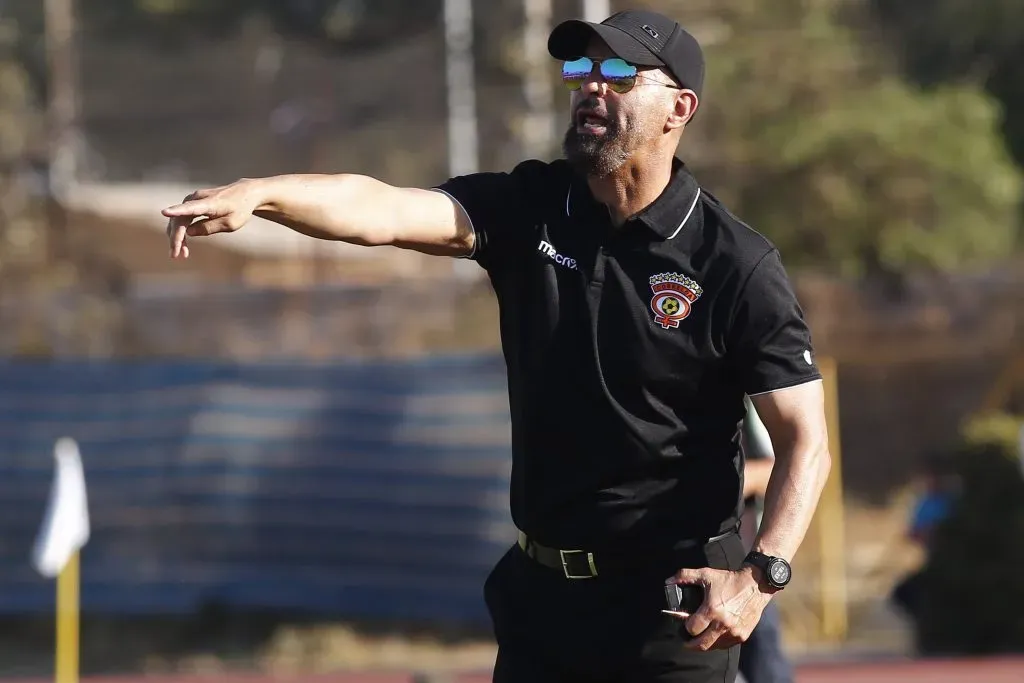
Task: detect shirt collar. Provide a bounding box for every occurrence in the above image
[564,157,702,240]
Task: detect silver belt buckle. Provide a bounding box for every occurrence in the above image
[559,548,598,579]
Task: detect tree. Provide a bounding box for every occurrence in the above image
[871,0,1024,170]
[0,11,127,357]
[642,0,1023,279]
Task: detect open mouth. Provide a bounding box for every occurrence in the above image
[576,109,609,135]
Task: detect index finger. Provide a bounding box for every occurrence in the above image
[162,198,216,218]
[668,567,709,586]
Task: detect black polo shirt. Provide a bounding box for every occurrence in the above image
[435,158,820,553]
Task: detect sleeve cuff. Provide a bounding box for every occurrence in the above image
[746,373,822,397]
[430,187,478,260]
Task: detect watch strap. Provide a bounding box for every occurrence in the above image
[743,551,790,589]
[743,550,771,569]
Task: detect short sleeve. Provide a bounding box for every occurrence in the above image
[433,162,540,273]
[729,249,821,395]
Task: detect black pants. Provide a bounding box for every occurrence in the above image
[484,532,746,683]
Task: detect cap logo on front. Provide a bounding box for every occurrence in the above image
[641,24,659,39]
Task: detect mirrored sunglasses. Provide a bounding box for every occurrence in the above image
[562,57,640,94]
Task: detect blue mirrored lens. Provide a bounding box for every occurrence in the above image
[562,57,593,89]
[600,58,638,87]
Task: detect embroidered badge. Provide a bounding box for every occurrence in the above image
[649,273,703,329]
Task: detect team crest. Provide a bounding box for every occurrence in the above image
[649,273,703,329]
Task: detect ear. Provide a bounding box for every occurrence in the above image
[666,90,699,131]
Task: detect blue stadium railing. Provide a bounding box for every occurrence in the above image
[0,356,515,626]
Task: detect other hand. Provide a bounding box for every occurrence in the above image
[162,179,265,259]
[664,566,774,651]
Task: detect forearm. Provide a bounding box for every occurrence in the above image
[751,439,831,562]
[164,169,471,259]
[250,173,401,245]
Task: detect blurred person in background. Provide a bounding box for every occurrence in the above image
[162,8,831,683]
[737,396,794,683]
[890,454,959,626]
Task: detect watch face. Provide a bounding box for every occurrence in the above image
[768,559,791,586]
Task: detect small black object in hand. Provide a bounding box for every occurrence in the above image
[664,583,703,614]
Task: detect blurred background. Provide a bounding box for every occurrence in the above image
[0,0,1023,681]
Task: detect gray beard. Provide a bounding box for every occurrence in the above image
[562,123,630,177]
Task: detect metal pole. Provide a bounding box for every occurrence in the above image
[582,0,610,22]
[522,0,555,160]
[44,0,78,198]
[817,356,848,642]
[44,0,78,265]
[442,0,483,281]
[443,0,479,177]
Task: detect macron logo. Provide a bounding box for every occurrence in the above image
[538,239,578,271]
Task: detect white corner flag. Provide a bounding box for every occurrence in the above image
[32,437,90,683]
[33,437,90,577]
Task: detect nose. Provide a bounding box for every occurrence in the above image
[581,63,609,96]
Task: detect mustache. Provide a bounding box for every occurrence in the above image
[574,97,609,119]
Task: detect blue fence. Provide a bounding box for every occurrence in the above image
[0,356,515,626]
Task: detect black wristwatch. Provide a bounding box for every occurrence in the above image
[743,551,792,590]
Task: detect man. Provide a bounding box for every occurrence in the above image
[737,397,795,683]
[163,9,831,683]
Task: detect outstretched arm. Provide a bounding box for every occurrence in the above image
[162,174,474,259]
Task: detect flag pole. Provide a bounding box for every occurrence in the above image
[32,437,90,683]
[55,550,80,683]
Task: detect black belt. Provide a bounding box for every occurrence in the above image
[516,526,738,580]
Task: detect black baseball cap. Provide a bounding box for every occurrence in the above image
[548,9,705,98]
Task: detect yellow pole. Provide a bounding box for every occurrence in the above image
[55,550,80,683]
[817,357,848,642]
